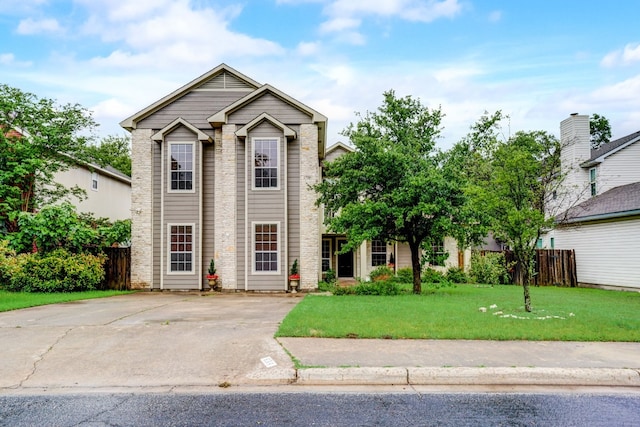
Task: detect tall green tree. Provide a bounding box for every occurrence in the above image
[0,84,96,233]
[314,90,469,294]
[472,130,561,311]
[590,113,611,149]
[84,134,131,176]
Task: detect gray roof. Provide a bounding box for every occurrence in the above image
[560,181,640,223]
[582,129,640,167]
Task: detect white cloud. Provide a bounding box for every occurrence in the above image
[16,18,63,35]
[0,53,32,67]
[79,1,284,70]
[601,42,640,67]
[296,41,321,56]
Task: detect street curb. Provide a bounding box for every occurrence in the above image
[295,367,640,387]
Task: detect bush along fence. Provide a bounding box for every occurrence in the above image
[506,249,577,287]
[101,247,131,290]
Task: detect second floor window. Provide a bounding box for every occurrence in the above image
[589,167,597,197]
[170,143,193,191]
[254,138,278,189]
[91,172,98,191]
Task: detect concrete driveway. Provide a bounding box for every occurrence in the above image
[0,292,301,393]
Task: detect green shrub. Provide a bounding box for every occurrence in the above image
[353,281,402,296]
[469,252,509,285]
[318,281,336,292]
[422,267,446,283]
[369,265,393,282]
[324,268,337,285]
[394,267,413,284]
[4,249,106,292]
[333,285,356,295]
[445,267,469,284]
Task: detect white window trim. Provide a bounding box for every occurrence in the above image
[589,167,597,197]
[371,240,387,267]
[91,172,98,191]
[322,238,332,271]
[252,221,281,275]
[166,222,196,275]
[251,137,280,191]
[168,141,196,194]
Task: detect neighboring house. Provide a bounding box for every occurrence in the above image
[321,143,467,281]
[120,64,326,291]
[543,113,640,290]
[3,127,131,222]
[55,162,131,221]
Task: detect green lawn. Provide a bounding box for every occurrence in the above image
[277,284,640,342]
[0,290,135,312]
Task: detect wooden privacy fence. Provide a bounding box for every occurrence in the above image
[101,247,131,290]
[503,249,577,287]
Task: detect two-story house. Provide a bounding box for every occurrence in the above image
[120,64,326,291]
[543,113,640,290]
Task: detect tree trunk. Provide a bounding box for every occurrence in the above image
[523,281,532,312]
[409,241,422,294]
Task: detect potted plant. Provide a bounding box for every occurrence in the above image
[288,259,300,293]
[207,259,218,290]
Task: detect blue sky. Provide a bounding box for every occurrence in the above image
[1,0,640,148]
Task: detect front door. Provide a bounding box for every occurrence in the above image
[337,239,354,277]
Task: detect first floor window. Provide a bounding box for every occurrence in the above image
[430,240,446,266]
[170,143,193,191]
[255,223,278,272]
[322,239,331,271]
[169,225,193,272]
[371,240,387,266]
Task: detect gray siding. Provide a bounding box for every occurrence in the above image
[161,128,201,289]
[245,121,287,291]
[137,90,249,130]
[152,142,162,289]
[228,93,312,125]
[202,141,216,287]
[236,138,246,290]
[287,131,301,273]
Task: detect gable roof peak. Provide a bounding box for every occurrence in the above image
[120,63,261,130]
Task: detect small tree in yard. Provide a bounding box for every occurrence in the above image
[472,130,561,312]
[315,90,470,294]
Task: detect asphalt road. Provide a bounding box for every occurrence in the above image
[1,392,639,426]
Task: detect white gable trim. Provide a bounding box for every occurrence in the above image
[581,135,640,168]
[151,117,212,143]
[235,113,296,139]
[207,84,327,126]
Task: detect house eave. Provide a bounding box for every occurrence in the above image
[151,117,212,143]
[558,209,640,224]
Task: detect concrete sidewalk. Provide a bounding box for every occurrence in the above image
[0,293,638,394]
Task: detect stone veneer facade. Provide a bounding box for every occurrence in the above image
[214,124,238,289]
[130,128,154,289]
[299,124,321,289]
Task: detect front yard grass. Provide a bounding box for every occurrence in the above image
[0,290,135,312]
[276,284,640,342]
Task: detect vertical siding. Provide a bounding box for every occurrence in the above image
[553,217,640,289]
[161,129,201,289]
[246,121,287,290]
[202,142,216,286]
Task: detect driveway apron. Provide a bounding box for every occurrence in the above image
[0,293,300,392]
